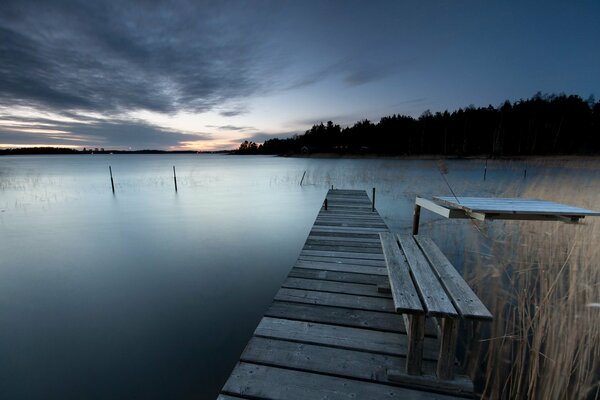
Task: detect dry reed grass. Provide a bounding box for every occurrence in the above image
[464,174,600,399]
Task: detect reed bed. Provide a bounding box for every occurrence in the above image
[463,174,600,399]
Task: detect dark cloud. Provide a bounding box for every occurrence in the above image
[0,0,272,115]
[0,115,208,149]
[206,124,255,131]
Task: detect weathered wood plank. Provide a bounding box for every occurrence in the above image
[309,229,382,239]
[398,235,458,318]
[289,267,388,285]
[295,260,388,275]
[265,301,406,333]
[274,288,394,312]
[415,236,492,320]
[254,317,439,359]
[314,221,388,229]
[223,362,464,400]
[379,232,424,314]
[303,243,383,254]
[298,255,387,267]
[265,301,439,337]
[300,249,385,260]
[307,235,382,244]
[241,337,473,395]
[282,277,391,298]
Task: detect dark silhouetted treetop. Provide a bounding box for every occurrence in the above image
[236,93,600,156]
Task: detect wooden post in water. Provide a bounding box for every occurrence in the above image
[109,166,115,193]
[300,170,306,186]
[372,187,376,212]
[173,166,178,192]
[524,162,527,179]
[412,204,421,235]
[324,198,328,211]
[483,159,487,181]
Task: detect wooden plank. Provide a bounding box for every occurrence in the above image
[306,233,381,244]
[223,363,463,399]
[434,196,600,216]
[310,225,389,233]
[254,317,439,359]
[318,209,379,216]
[398,235,458,318]
[294,260,388,275]
[379,232,424,314]
[274,288,394,312]
[314,222,388,229]
[415,236,492,320]
[298,255,387,267]
[303,244,383,254]
[265,301,406,333]
[309,229,381,239]
[241,337,473,395]
[289,267,388,285]
[266,301,439,337]
[306,237,382,246]
[416,197,469,219]
[300,249,385,260]
[282,277,391,298]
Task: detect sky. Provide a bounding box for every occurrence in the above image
[0,1,599,151]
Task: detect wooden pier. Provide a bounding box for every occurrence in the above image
[218,189,475,399]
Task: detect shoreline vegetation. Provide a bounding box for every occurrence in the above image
[463,173,600,399]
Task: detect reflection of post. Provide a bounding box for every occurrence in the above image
[412,203,421,235]
[109,166,115,193]
[372,187,376,212]
[173,166,178,192]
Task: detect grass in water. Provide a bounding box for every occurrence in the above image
[463,174,600,399]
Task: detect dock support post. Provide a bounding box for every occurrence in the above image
[372,187,376,212]
[483,159,487,181]
[173,166,178,192]
[412,204,421,235]
[109,166,115,193]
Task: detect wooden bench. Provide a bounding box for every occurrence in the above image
[379,232,492,381]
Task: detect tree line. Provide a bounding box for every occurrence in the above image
[237,93,600,156]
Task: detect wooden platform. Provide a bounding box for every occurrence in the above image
[218,189,474,399]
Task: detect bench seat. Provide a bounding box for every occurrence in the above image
[379,232,492,380]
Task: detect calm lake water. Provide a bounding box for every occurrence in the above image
[0,154,587,399]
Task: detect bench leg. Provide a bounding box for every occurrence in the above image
[437,318,459,380]
[406,315,425,375]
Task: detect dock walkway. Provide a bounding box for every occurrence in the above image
[219,189,473,399]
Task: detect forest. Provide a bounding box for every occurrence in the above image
[237,93,600,156]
